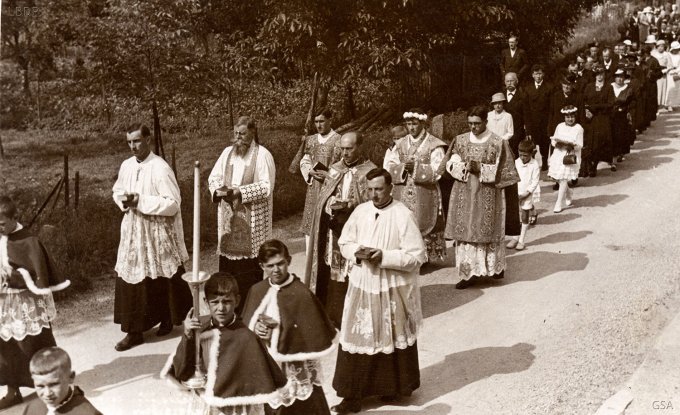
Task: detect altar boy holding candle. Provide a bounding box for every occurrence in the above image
[242,240,337,415]
[162,273,292,415]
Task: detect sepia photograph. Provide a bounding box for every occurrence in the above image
[1,0,679,413]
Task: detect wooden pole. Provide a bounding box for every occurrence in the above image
[47,179,65,219]
[74,171,80,211]
[0,134,5,159]
[171,144,177,178]
[63,154,69,208]
[28,177,63,228]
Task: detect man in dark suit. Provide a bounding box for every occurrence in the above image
[601,47,619,82]
[547,74,582,138]
[523,64,553,169]
[500,35,529,82]
[503,72,525,155]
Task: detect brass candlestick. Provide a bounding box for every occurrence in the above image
[182,270,210,389]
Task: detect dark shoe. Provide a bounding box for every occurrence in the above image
[0,390,22,410]
[380,395,399,403]
[569,179,578,187]
[331,399,361,413]
[611,164,617,172]
[156,321,173,337]
[492,271,505,280]
[455,279,472,289]
[589,169,597,178]
[529,214,538,225]
[552,183,559,190]
[617,155,624,162]
[115,333,144,351]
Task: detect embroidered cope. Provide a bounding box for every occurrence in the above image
[208,143,276,259]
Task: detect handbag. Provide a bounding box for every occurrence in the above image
[563,152,577,165]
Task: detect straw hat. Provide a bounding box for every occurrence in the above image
[643,6,653,13]
[644,34,657,44]
[671,41,680,51]
[490,92,506,103]
[623,39,632,46]
[656,39,666,46]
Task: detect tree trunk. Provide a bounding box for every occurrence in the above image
[316,81,329,113]
[152,100,164,159]
[22,63,31,97]
[344,81,356,121]
[36,77,41,123]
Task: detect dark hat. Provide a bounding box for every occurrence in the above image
[591,63,605,73]
[561,74,576,85]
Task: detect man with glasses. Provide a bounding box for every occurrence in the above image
[444,106,519,289]
[208,116,276,312]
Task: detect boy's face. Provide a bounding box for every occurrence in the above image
[206,292,238,327]
[33,368,74,407]
[260,254,289,285]
[519,150,533,164]
[0,213,17,236]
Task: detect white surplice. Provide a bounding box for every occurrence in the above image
[112,152,188,284]
[338,200,426,355]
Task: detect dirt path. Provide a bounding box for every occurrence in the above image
[4,113,680,414]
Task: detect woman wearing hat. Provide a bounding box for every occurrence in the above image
[581,63,615,177]
[652,39,672,109]
[610,67,635,168]
[665,41,680,109]
[487,92,521,239]
[548,105,583,213]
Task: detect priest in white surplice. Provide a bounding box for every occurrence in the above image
[112,123,191,351]
[208,115,276,312]
[331,168,425,414]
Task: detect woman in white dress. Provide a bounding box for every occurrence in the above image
[665,41,680,109]
[548,105,583,213]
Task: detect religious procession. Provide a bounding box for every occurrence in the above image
[2,1,680,415]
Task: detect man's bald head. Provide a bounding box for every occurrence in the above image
[340,131,362,165]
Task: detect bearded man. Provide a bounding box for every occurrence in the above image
[208,116,276,312]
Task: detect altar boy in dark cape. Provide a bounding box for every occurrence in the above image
[162,273,291,414]
[242,239,337,415]
[0,196,69,410]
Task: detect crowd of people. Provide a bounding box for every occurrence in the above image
[0,4,674,414]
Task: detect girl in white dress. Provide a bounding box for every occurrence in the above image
[548,105,583,213]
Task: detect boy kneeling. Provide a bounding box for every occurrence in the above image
[162,273,291,414]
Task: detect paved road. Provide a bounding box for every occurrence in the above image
[4,113,680,414]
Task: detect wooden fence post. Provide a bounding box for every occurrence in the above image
[63,154,69,208]
[74,171,80,211]
[0,134,4,159]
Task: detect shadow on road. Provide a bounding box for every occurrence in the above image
[361,402,453,414]
[76,354,169,397]
[421,284,483,318]
[364,343,536,411]
[575,194,628,208]
[506,251,589,283]
[537,212,581,225]
[524,230,592,247]
[631,138,671,150]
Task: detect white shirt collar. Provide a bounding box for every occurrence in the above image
[268,274,295,290]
